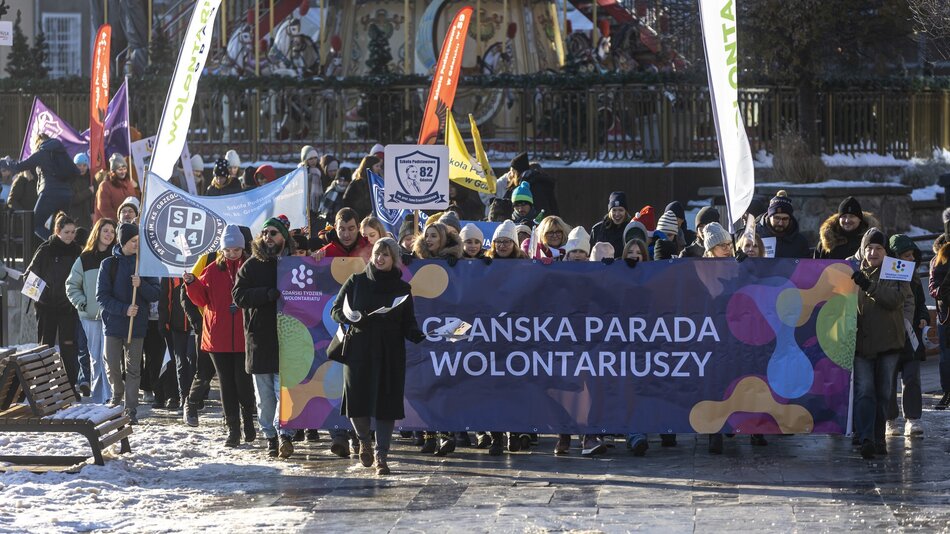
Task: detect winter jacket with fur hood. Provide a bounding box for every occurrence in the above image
[814,211,878,260]
[412,231,462,260]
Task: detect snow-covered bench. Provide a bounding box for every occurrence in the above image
[0,346,132,467]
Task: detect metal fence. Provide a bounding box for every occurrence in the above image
[0,83,946,164]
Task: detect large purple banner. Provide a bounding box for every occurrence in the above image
[277,258,857,435]
[20,82,129,161]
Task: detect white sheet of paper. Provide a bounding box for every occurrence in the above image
[342,295,362,323]
[761,237,776,258]
[368,294,409,316]
[20,271,46,302]
[4,266,24,280]
[904,319,920,352]
[427,318,473,341]
[880,256,915,282]
[174,232,192,257]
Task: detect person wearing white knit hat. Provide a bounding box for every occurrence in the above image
[702,222,734,258]
[514,223,531,247]
[590,242,615,262]
[189,154,205,192]
[224,149,242,179]
[459,223,486,258]
[488,220,527,259]
[564,226,591,261]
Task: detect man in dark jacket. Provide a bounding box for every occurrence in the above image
[590,191,632,258]
[11,135,80,240]
[814,196,876,260]
[205,158,243,196]
[233,217,297,458]
[680,206,720,258]
[96,223,161,423]
[664,201,695,245]
[757,190,811,258]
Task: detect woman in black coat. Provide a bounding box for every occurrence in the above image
[331,237,424,475]
[26,211,82,386]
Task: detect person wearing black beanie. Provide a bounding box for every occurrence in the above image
[850,226,911,459]
[590,191,632,258]
[814,196,877,260]
[680,206,720,258]
[758,190,810,258]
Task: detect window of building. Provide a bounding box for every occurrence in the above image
[41,13,82,78]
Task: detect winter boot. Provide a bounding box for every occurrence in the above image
[375,453,391,476]
[293,429,305,442]
[306,429,321,442]
[183,402,199,427]
[330,434,350,458]
[488,432,504,456]
[267,437,279,458]
[225,419,241,448]
[242,409,257,443]
[456,431,473,447]
[278,434,295,458]
[554,434,571,455]
[708,434,724,455]
[750,434,768,446]
[507,432,521,452]
[435,434,456,456]
[420,433,438,453]
[166,397,180,411]
[475,432,492,449]
[358,440,374,467]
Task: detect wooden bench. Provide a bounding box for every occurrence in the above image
[0,346,132,468]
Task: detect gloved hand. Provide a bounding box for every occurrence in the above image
[601,257,615,265]
[624,258,638,269]
[267,288,282,302]
[735,250,748,263]
[446,256,459,267]
[408,329,426,344]
[653,239,676,260]
[482,257,493,266]
[540,257,554,265]
[851,270,871,291]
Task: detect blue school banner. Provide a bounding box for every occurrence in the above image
[138,168,308,277]
[277,257,857,434]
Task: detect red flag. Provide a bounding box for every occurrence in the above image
[89,24,111,178]
[417,6,473,145]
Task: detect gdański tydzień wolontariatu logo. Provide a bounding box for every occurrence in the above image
[389,150,446,205]
[145,190,226,268]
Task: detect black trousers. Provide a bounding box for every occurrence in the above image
[36,305,79,386]
[209,352,256,423]
[186,332,216,407]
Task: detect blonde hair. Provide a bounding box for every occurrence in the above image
[536,216,572,248]
[360,215,388,240]
[372,237,403,269]
[412,222,448,259]
[735,233,765,258]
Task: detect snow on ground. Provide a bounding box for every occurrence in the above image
[0,406,314,533]
[758,179,908,189]
[912,184,944,201]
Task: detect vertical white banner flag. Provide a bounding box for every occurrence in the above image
[699,0,755,232]
[150,0,222,181]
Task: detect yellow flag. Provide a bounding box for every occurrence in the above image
[468,114,496,194]
[446,111,493,195]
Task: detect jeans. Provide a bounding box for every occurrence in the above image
[350,417,395,455]
[75,317,89,387]
[253,373,292,439]
[80,318,111,404]
[103,336,145,416]
[853,353,899,444]
[33,188,72,240]
[940,324,950,393]
[887,358,922,420]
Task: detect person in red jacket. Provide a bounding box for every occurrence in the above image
[312,207,371,262]
[184,224,257,448]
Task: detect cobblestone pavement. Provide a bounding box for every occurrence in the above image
[196,364,950,533]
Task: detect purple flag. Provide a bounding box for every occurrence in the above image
[20,82,130,163]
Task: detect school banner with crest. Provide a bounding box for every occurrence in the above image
[277,257,858,435]
[138,168,308,277]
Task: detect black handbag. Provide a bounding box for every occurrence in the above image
[326,324,351,364]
